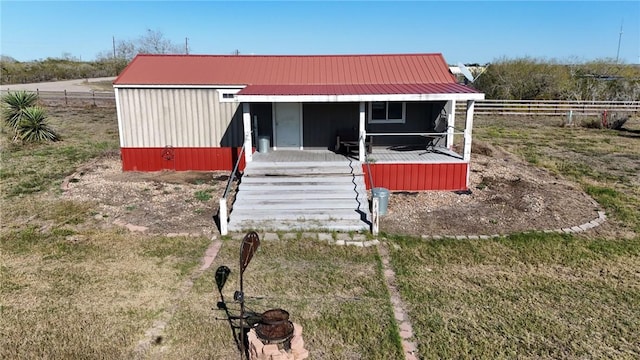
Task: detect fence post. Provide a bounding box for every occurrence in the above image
[219,198,228,236]
[372,197,379,236]
[64,90,67,105]
[92,91,96,106]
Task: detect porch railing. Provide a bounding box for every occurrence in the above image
[367,130,466,156]
[218,145,245,236]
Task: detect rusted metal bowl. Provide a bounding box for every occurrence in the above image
[255,321,294,345]
[260,308,290,325]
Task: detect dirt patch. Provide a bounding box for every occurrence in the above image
[63,157,234,237]
[381,143,601,237]
[63,143,601,237]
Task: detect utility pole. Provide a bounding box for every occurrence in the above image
[185,37,189,55]
[112,36,116,59]
[616,19,623,63]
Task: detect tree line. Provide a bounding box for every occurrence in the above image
[472,57,640,101]
[1,29,184,84]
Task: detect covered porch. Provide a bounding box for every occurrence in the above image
[251,147,464,164]
[236,85,483,191]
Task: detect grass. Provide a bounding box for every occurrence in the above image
[149,238,403,359]
[384,114,640,359]
[0,106,118,198]
[1,226,212,359]
[387,233,640,359]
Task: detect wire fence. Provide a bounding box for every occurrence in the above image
[0,89,116,107]
[1,89,639,116]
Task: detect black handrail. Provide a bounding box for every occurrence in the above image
[222,145,245,200]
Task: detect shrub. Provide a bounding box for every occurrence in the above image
[1,91,60,142]
[16,106,60,142]
[1,91,38,130]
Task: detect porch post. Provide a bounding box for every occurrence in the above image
[446,100,456,149]
[464,100,475,186]
[242,103,252,163]
[358,102,366,162]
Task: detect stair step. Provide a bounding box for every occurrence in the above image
[232,198,367,210]
[229,209,364,221]
[237,183,364,191]
[244,169,363,177]
[227,219,369,232]
[235,190,362,200]
[247,161,358,168]
[240,175,360,183]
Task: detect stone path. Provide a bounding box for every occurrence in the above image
[133,240,223,358]
[378,243,419,360]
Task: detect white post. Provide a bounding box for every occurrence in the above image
[372,196,379,236]
[219,198,228,236]
[359,102,366,162]
[464,100,475,187]
[446,100,456,149]
[242,103,252,163]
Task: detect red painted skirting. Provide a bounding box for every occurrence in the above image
[120,147,247,171]
[363,163,468,191]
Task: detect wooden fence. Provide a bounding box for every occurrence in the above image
[1,89,639,115]
[455,99,640,116]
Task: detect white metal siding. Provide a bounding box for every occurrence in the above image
[117,88,243,147]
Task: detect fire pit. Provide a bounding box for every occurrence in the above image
[214,232,308,360]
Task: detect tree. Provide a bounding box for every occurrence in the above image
[98,29,184,62]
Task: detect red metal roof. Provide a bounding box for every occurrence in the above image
[114,53,458,86]
[237,83,479,96]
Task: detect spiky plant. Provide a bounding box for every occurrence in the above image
[1,90,39,130]
[16,106,60,142]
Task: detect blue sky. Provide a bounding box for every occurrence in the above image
[1,1,639,64]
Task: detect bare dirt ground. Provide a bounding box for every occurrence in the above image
[381,142,601,237]
[62,141,601,238]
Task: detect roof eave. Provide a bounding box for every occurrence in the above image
[235,93,484,103]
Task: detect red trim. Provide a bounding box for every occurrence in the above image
[120,147,247,172]
[363,163,468,191]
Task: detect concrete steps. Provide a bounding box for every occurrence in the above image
[227,160,370,233]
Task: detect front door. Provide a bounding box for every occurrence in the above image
[274,102,301,149]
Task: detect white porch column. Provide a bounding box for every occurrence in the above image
[464,100,475,186]
[358,102,366,162]
[242,103,252,163]
[446,100,456,149]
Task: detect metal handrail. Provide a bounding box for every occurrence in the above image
[219,145,245,236]
[222,145,245,200]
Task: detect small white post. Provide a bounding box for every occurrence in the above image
[358,102,366,162]
[464,100,475,187]
[446,100,456,149]
[242,103,252,163]
[219,198,228,236]
[372,196,379,236]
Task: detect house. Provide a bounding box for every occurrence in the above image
[113,53,484,191]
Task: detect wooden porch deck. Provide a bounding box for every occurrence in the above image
[252,147,465,164]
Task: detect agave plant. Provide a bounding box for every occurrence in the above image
[16,106,60,142]
[1,90,39,130]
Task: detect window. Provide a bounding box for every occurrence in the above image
[368,101,405,123]
[218,89,241,102]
